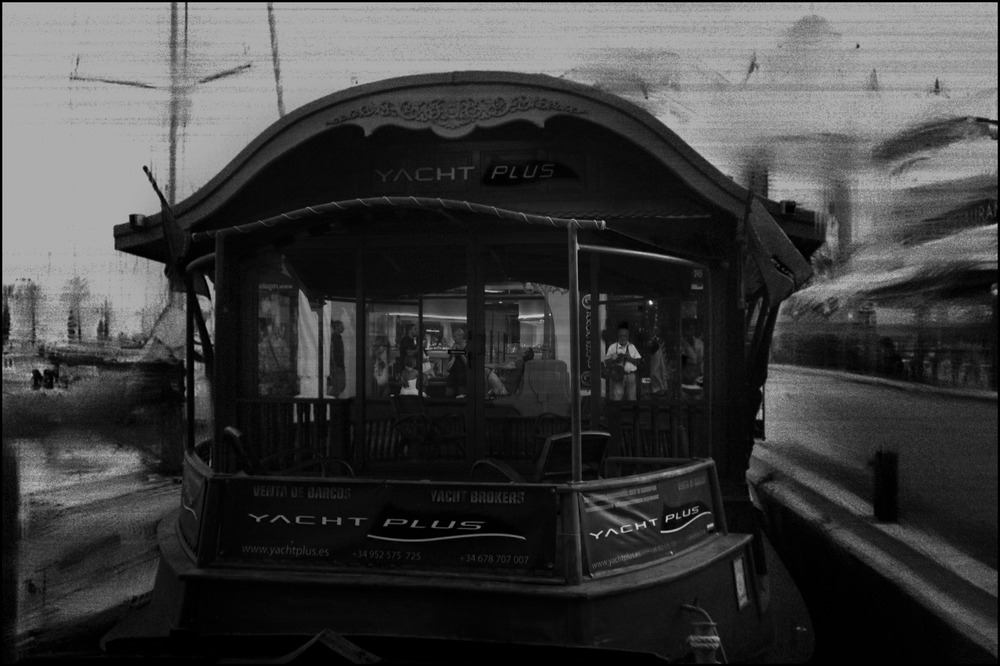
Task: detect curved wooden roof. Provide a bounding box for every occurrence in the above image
[115,71,814,292]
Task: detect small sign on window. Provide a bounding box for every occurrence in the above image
[733,556,750,609]
[691,268,705,291]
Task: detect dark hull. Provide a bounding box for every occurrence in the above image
[104,509,770,663]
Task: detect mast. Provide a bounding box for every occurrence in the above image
[168,2,180,205]
[267,2,286,118]
[71,1,252,206]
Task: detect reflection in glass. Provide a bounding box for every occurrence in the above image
[257,265,299,397]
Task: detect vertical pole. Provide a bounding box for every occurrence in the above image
[186,279,196,451]
[567,225,583,585]
[317,306,325,398]
[704,269,713,462]
[356,242,366,400]
[212,234,235,469]
[267,2,286,118]
[737,178,753,314]
[568,225,582,482]
[991,283,997,390]
[468,237,483,463]
[590,254,602,429]
[168,2,180,206]
[873,448,899,522]
[417,298,424,393]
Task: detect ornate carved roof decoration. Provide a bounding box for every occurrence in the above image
[327,94,587,137]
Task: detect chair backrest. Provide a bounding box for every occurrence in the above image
[495,359,571,418]
[524,360,569,397]
[224,425,354,477]
[533,412,571,440]
[533,430,610,483]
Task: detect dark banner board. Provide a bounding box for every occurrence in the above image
[578,466,717,575]
[215,478,558,573]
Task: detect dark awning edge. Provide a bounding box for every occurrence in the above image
[190,196,607,242]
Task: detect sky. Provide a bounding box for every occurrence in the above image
[2,2,997,340]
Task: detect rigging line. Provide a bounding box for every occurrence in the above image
[68,73,157,89]
[197,63,253,84]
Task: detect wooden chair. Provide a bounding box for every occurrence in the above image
[223,426,354,477]
[471,430,611,483]
[532,411,571,457]
[390,395,466,458]
[533,431,610,483]
[470,457,527,483]
[492,360,571,418]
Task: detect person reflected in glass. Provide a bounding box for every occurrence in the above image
[445,326,468,398]
[680,318,704,389]
[485,365,508,398]
[372,338,390,398]
[397,323,417,377]
[604,321,641,401]
[327,319,346,397]
[259,317,293,396]
[649,336,670,397]
[502,347,534,395]
[399,356,423,396]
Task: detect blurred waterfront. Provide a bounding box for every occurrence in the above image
[2,361,182,657]
[1,4,996,662]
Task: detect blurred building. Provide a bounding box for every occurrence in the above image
[775,113,997,389]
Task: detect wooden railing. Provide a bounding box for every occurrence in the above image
[358,399,397,462]
[232,396,707,471]
[602,400,707,459]
[235,398,353,463]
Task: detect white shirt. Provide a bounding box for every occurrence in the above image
[605,341,641,374]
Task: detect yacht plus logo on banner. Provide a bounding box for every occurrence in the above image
[578,467,718,574]
[368,508,526,543]
[660,501,714,534]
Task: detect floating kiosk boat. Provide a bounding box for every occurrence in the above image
[105,72,822,663]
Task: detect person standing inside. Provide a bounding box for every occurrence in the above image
[445,327,468,398]
[604,321,641,401]
[399,324,418,362]
[680,318,704,387]
[328,319,346,397]
[502,347,534,395]
[396,323,419,379]
[649,336,670,397]
[372,338,390,398]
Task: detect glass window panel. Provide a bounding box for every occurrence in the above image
[326,300,357,399]
[362,245,468,461]
[256,261,300,397]
[484,245,571,440]
[248,244,359,400]
[590,255,707,402]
